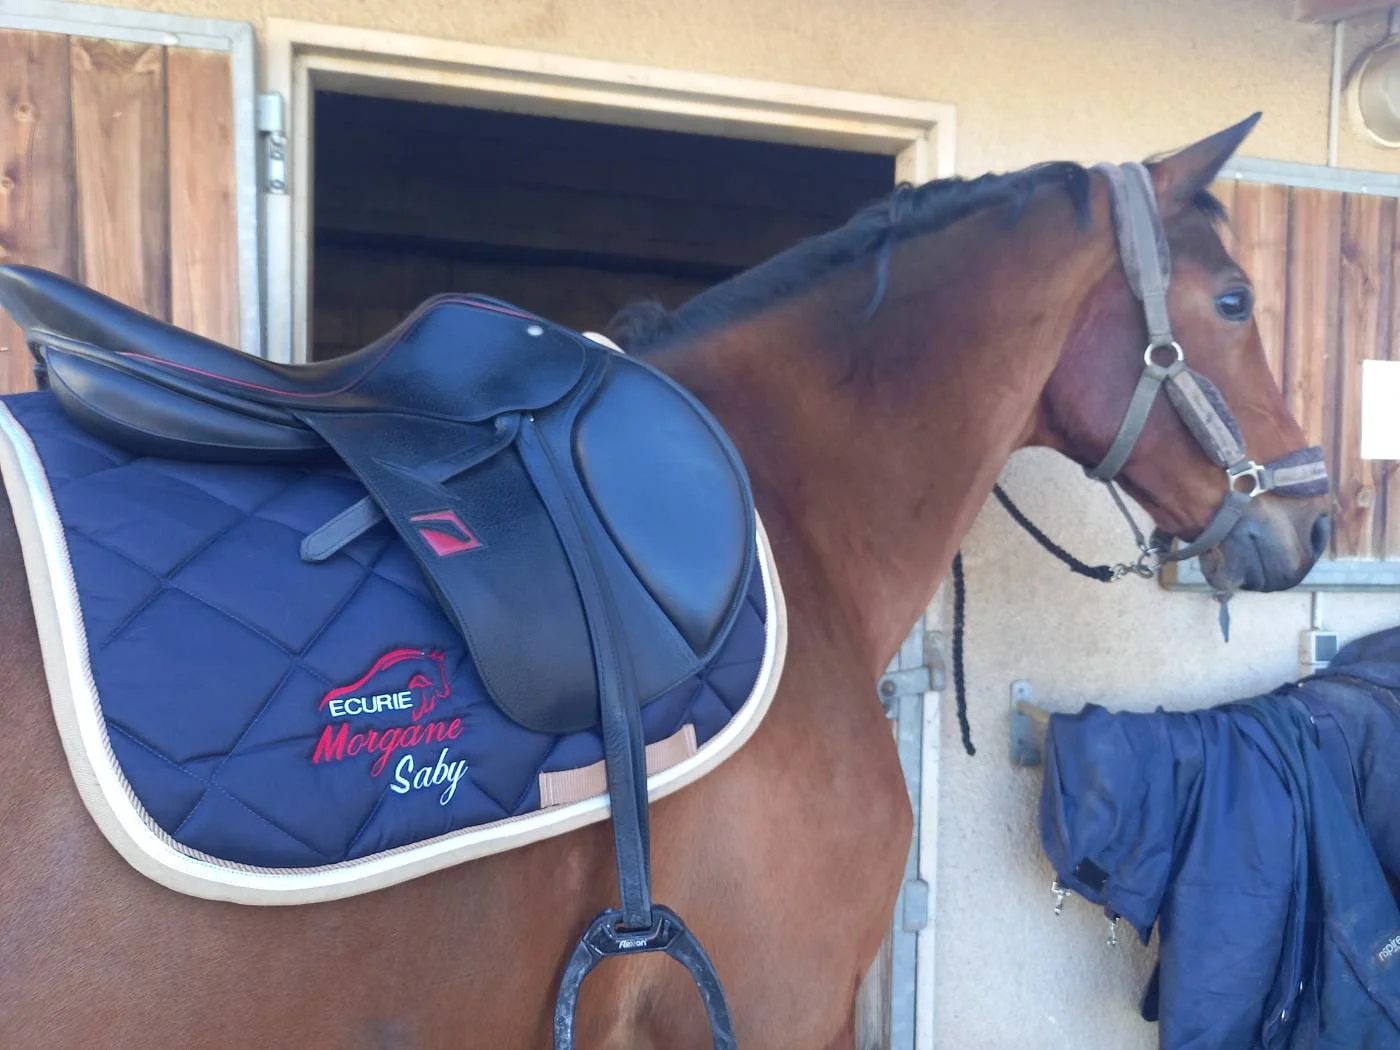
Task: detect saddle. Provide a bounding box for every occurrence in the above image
[0,262,750,1049]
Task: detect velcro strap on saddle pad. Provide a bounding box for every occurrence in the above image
[0,392,787,905]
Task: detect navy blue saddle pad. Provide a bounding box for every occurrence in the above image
[0,390,783,902]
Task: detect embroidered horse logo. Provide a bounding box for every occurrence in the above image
[319,647,452,722]
[406,651,451,722]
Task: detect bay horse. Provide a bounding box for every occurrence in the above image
[0,115,1329,1048]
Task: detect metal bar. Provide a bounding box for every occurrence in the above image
[229,23,262,357]
[0,0,248,50]
[1009,681,1049,767]
[1161,554,1400,591]
[1219,156,1400,198]
[889,686,924,1050]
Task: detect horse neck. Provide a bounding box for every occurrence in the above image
[647,207,1102,675]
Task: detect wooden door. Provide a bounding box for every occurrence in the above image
[0,11,254,396]
[1211,177,1400,562]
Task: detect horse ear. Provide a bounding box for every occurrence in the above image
[1147,113,1261,212]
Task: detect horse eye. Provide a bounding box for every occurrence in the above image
[1216,287,1253,322]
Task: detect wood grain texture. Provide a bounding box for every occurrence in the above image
[1210,178,1236,235]
[1230,182,1290,385]
[1386,213,1400,559]
[0,30,75,395]
[70,38,168,319]
[167,48,239,347]
[1334,193,1392,558]
[1284,188,1343,503]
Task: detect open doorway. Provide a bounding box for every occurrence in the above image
[308,90,897,359]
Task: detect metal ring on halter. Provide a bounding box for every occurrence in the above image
[1143,340,1184,368]
[1227,460,1267,499]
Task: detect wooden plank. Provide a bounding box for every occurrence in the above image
[1295,0,1394,21]
[1386,215,1400,560]
[1210,177,1236,235]
[0,30,75,395]
[1284,188,1343,526]
[1230,182,1290,385]
[70,39,168,319]
[1334,193,1391,558]
[167,48,239,347]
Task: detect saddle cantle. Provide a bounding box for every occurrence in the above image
[0,263,777,1050]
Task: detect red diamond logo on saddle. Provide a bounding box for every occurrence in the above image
[408,510,483,557]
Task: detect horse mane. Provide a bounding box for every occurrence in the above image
[606,161,1227,353]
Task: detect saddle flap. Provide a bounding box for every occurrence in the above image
[572,360,753,661]
[305,410,604,733]
[302,353,755,736]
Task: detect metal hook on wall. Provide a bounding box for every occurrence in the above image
[1010,679,1051,767]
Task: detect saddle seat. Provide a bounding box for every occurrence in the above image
[0,264,588,463]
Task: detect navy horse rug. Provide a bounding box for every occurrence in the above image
[0,266,786,911]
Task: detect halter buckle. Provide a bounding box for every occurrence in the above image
[1226,460,1267,499]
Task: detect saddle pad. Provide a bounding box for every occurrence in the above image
[0,390,786,905]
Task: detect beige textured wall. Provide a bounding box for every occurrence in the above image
[123,0,1399,174]
[114,0,1400,1044]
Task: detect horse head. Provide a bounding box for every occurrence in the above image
[1035,115,1330,594]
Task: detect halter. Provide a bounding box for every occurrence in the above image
[1083,161,1329,573]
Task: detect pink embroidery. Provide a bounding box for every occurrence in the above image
[313,648,466,803]
[312,717,464,776]
[319,648,435,710]
[408,510,483,557]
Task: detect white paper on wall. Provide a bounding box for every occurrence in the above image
[1361,359,1400,461]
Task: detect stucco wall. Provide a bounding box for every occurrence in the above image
[103,0,1400,1044]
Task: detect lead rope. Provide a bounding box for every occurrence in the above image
[949,481,1161,757]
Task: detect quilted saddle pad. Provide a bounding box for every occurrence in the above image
[0,390,786,905]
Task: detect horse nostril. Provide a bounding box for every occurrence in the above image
[1310,513,1331,560]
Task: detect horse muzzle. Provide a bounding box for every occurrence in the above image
[1199,492,1332,593]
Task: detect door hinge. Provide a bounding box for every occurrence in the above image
[257,92,288,195]
[901,878,930,931]
[878,666,932,717]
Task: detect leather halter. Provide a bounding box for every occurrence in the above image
[1085,162,1329,570]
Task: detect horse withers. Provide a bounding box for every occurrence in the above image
[0,114,1326,1048]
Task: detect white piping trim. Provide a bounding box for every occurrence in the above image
[0,402,788,905]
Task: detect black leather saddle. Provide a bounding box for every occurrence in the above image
[0,263,751,1049]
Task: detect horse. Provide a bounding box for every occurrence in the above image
[0,114,1330,1049]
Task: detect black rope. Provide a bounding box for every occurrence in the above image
[990,483,1117,582]
[950,551,975,756]
[951,484,1130,759]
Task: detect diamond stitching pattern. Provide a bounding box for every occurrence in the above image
[4,392,768,870]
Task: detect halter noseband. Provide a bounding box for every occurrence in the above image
[1085,161,1329,569]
